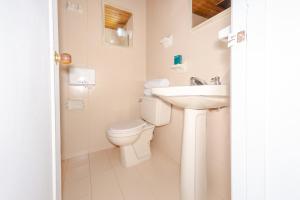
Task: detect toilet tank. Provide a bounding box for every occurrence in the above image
[140,96,171,126]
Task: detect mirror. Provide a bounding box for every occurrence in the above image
[103,4,133,47]
[192,0,230,28]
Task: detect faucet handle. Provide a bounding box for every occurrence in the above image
[210,76,221,85]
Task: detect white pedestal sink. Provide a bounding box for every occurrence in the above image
[152,85,229,200]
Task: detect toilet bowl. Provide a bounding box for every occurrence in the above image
[107,96,171,167]
[107,119,155,167]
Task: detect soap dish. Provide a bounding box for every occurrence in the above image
[170,63,187,72]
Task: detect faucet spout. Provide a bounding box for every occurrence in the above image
[190,77,207,86]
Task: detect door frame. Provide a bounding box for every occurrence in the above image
[230,0,248,199]
[230,0,269,200]
[49,0,61,199]
[48,0,270,199]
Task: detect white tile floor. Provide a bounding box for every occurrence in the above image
[62,147,180,200]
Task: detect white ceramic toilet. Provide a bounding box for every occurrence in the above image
[107,96,171,167]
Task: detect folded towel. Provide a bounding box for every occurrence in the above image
[144,88,152,96]
[144,79,170,89]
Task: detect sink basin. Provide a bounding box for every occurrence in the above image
[152,85,229,109]
[152,85,229,200]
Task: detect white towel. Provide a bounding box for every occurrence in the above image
[144,79,170,89]
[144,88,152,96]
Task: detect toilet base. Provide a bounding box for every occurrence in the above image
[120,145,151,167]
[120,127,154,167]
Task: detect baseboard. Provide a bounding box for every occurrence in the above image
[61,145,116,160]
[62,150,89,160]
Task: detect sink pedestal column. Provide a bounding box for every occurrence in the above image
[181,109,207,200]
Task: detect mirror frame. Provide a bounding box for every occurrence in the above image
[101,0,134,48]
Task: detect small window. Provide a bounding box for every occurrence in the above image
[103,4,133,47]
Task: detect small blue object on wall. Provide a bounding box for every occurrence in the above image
[174,55,182,65]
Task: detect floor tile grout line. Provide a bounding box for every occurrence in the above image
[108,149,158,200]
[88,153,92,200]
[134,164,159,200]
[61,159,68,199]
[135,160,163,200]
[106,149,126,200]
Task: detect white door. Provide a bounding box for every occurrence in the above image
[230,0,248,199]
[231,0,300,199]
[231,0,267,199]
[0,1,61,200]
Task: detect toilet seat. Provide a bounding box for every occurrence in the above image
[107,119,146,137]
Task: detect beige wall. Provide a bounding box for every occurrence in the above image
[58,0,146,159]
[192,13,207,27]
[59,0,230,198]
[146,0,231,199]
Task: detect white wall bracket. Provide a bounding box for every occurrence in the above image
[160,35,173,48]
[218,26,246,47]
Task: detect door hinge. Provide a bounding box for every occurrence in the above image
[228,30,246,47]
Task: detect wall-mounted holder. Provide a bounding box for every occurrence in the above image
[160,35,173,48]
[218,25,231,42]
[171,54,186,72]
[171,63,187,72]
[65,99,85,110]
[69,67,96,88]
[66,1,83,13]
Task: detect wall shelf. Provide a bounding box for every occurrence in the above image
[170,63,187,72]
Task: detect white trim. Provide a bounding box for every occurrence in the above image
[62,150,89,161]
[62,146,115,160]
[48,1,57,198]
[89,146,115,154]
[49,0,61,199]
[191,8,231,32]
[230,0,248,200]
[62,146,118,160]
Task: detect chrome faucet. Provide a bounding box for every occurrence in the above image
[190,77,207,86]
[210,76,221,85]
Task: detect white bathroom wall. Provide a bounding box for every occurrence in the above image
[192,14,207,27]
[0,1,55,200]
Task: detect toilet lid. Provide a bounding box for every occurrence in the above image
[108,119,146,137]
